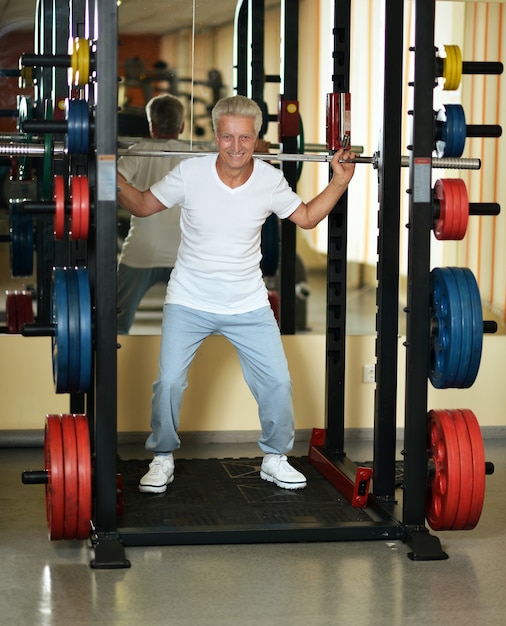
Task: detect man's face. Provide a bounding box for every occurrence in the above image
[214,115,257,171]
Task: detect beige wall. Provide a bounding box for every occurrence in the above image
[1,333,504,435]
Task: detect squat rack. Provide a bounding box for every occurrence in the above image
[13,0,500,567]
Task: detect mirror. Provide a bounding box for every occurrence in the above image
[0,2,504,338]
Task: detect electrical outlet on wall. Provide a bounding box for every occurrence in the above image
[363,364,376,383]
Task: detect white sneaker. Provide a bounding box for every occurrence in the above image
[139,454,175,493]
[260,454,307,490]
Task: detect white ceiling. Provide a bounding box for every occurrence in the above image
[0,1,265,36]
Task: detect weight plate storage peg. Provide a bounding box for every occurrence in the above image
[426,409,487,531]
[429,267,483,388]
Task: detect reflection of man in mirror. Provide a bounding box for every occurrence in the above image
[116,94,187,334]
[117,95,356,493]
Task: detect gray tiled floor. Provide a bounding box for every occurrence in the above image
[1,435,504,626]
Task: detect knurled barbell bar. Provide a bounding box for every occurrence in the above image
[115,147,482,171]
[0,140,484,171]
[22,174,90,241]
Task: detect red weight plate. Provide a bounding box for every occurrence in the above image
[18,291,34,327]
[447,409,474,529]
[426,409,461,530]
[434,179,455,240]
[451,179,469,240]
[70,176,82,240]
[79,176,90,240]
[5,291,18,333]
[116,474,124,517]
[459,409,486,529]
[61,414,79,539]
[53,175,65,239]
[74,414,92,540]
[45,415,65,540]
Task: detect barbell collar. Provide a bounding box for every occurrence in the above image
[0,140,65,158]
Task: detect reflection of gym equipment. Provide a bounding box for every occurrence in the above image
[119,57,227,136]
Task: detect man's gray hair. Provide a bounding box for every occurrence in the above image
[146,94,185,136]
[212,95,263,135]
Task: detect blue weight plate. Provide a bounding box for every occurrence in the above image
[77,268,92,392]
[9,206,34,277]
[67,100,86,154]
[260,213,280,277]
[52,268,69,393]
[461,268,483,387]
[65,269,81,393]
[66,100,76,154]
[451,267,474,386]
[69,100,89,155]
[444,105,466,158]
[429,267,463,388]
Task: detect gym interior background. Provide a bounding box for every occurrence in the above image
[0,2,506,624]
[1,0,505,438]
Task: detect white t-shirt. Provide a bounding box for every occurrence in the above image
[118,138,189,268]
[150,154,302,314]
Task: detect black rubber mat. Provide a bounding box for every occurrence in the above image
[117,456,375,528]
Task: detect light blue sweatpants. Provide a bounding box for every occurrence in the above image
[145,304,295,455]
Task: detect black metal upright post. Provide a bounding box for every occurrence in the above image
[372,0,404,499]
[279,0,299,335]
[324,0,350,452]
[402,0,446,560]
[91,0,130,569]
[233,0,248,95]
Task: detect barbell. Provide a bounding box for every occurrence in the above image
[0,140,483,170]
[116,147,481,170]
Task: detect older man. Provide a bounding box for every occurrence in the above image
[117,95,356,493]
